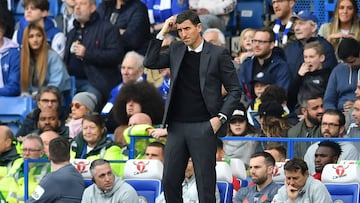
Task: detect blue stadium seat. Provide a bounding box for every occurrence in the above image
[233,0,264,32]
[123,159,163,202]
[325,183,360,203]
[124,179,162,202]
[14,0,24,22]
[217,181,233,203]
[49,1,60,16]
[0,96,33,134]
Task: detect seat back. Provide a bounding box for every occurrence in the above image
[216,162,233,203]
[0,97,33,134]
[272,162,286,184]
[322,164,360,183]
[325,183,360,203]
[229,158,247,179]
[123,159,163,202]
[217,181,234,203]
[70,159,93,179]
[216,161,233,183]
[234,0,264,32]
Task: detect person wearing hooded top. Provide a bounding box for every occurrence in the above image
[238,27,291,103]
[0,19,20,96]
[324,37,360,111]
[81,159,138,203]
[13,0,66,58]
[70,112,123,176]
[288,41,331,112]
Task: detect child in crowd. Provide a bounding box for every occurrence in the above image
[13,0,65,57]
[247,72,272,129]
[224,105,260,167]
[234,28,255,65]
[288,41,330,113]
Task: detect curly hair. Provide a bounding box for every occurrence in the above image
[262,116,291,137]
[113,81,164,125]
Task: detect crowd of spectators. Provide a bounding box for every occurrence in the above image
[1,0,360,202]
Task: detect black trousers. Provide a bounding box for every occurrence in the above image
[162,121,217,203]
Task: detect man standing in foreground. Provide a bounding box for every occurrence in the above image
[28,137,84,202]
[143,10,241,203]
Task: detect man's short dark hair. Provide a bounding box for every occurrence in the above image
[176,10,201,26]
[36,86,61,103]
[266,143,287,160]
[255,27,276,42]
[90,159,110,176]
[147,141,165,151]
[318,140,342,158]
[49,137,70,163]
[23,0,49,11]
[337,38,360,61]
[0,19,6,34]
[323,109,345,126]
[251,151,276,167]
[299,92,323,108]
[284,158,308,175]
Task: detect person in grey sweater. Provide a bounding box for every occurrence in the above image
[81,159,138,203]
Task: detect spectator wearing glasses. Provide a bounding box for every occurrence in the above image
[304,109,359,176]
[0,134,49,202]
[238,27,291,102]
[16,86,68,140]
[66,92,98,138]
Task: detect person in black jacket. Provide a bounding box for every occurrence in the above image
[97,0,151,56]
[64,0,124,109]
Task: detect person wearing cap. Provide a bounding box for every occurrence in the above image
[287,41,331,112]
[258,101,291,138]
[324,37,360,111]
[66,92,98,138]
[238,27,291,102]
[224,105,260,167]
[247,71,273,129]
[257,101,292,151]
[285,10,337,80]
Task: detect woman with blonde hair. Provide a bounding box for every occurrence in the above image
[20,23,70,96]
[319,0,360,50]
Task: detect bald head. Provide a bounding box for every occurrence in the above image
[128,113,152,126]
[40,131,60,157]
[0,125,14,154]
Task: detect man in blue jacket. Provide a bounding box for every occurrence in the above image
[64,0,124,109]
[324,38,360,111]
[238,27,291,102]
[0,19,20,96]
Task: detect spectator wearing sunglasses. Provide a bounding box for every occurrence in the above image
[66,92,98,138]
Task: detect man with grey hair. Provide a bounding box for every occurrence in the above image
[0,134,48,202]
[101,51,144,132]
[284,10,337,79]
[64,0,124,108]
[81,159,138,203]
[203,28,226,47]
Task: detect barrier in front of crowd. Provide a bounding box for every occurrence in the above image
[129,136,360,159]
